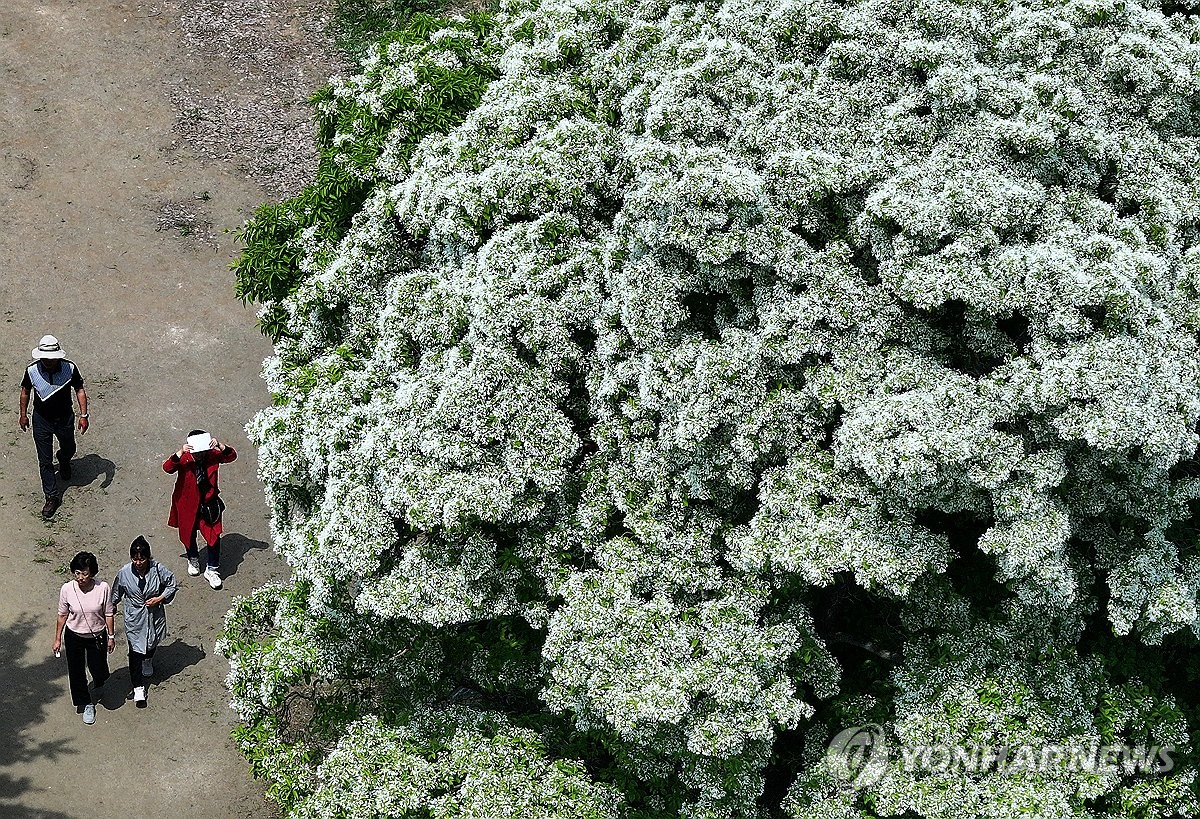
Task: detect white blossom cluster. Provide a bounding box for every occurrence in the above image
[290,709,623,819]
[787,582,1200,819]
[542,574,818,756]
[218,582,447,723]
[233,0,1200,814]
[321,18,498,182]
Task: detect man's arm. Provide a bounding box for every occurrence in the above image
[76,387,88,433]
[18,386,29,432]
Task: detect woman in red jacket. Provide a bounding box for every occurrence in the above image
[164,429,236,589]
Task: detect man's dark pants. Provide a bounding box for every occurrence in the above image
[32,411,75,498]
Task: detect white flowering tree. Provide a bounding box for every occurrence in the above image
[223,0,1200,816]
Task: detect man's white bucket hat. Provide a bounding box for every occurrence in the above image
[32,335,66,360]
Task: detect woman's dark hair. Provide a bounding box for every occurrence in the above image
[188,429,206,437]
[70,551,99,576]
[130,535,152,559]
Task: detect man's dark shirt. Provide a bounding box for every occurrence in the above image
[21,360,84,422]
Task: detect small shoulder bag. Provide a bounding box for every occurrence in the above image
[193,460,226,524]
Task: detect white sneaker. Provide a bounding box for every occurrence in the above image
[187,557,201,576]
[82,704,96,724]
[141,658,154,677]
[203,567,222,589]
[133,686,147,708]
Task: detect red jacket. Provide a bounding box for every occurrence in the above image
[164,445,237,545]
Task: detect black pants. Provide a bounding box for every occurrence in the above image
[32,411,75,499]
[186,527,220,569]
[128,645,156,687]
[64,627,109,708]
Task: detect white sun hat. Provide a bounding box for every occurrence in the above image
[32,335,66,360]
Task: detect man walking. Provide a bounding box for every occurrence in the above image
[18,335,89,518]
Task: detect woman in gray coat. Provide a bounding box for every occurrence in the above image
[111,535,177,707]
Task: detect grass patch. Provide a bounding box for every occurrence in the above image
[334,0,494,60]
[34,535,72,575]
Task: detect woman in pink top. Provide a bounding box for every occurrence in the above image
[53,551,115,725]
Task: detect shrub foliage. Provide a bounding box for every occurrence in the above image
[225,0,1200,816]
[232,12,497,339]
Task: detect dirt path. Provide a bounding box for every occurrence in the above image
[0,1,331,815]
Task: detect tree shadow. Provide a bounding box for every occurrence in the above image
[218,532,271,579]
[0,804,74,819]
[0,614,75,814]
[65,452,115,489]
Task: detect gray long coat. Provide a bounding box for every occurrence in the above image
[111,560,178,654]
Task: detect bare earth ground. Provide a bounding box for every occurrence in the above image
[0,1,339,816]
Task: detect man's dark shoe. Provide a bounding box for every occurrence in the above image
[41,496,60,519]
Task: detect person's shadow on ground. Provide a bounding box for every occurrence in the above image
[97,667,129,712]
[65,453,115,489]
[218,533,270,579]
[150,638,205,684]
[97,638,205,710]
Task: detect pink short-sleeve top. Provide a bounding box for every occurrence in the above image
[58,580,114,635]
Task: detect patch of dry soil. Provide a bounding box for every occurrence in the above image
[0,1,337,815]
